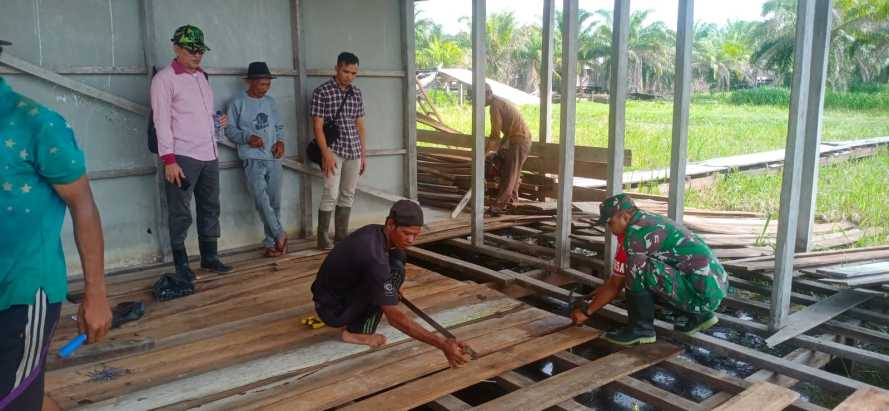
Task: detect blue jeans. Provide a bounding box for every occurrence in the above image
[243,159,284,247]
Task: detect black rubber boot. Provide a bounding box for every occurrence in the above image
[604,289,657,346]
[199,240,232,273]
[317,210,333,250]
[675,311,718,335]
[334,206,351,242]
[172,247,196,281]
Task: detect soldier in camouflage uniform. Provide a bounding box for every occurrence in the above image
[571,193,728,346]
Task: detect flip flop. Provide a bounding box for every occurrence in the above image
[264,247,282,258]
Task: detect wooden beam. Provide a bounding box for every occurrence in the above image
[402,0,418,200]
[551,351,705,411]
[771,0,816,331]
[539,0,555,144]
[604,0,631,277]
[428,395,472,411]
[472,342,681,411]
[555,0,579,270]
[470,0,486,246]
[0,53,147,115]
[712,382,800,411]
[290,0,312,237]
[668,0,694,222]
[339,326,602,411]
[493,371,592,411]
[664,357,827,411]
[406,246,514,286]
[796,0,833,252]
[416,129,630,165]
[765,289,872,347]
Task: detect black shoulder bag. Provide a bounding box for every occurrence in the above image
[307,88,353,165]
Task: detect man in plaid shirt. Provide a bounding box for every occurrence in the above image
[311,52,367,249]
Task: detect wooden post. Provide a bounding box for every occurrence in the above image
[668,0,693,223]
[539,0,555,144]
[796,0,832,252]
[402,0,418,200]
[604,0,630,275]
[290,0,313,238]
[138,0,171,263]
[470,0,486,246]
[555,0,579,269]
[771,0,816,331]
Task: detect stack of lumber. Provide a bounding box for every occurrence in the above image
[571,198,868,257]
[417,148,553,210]
[814,261,889,288]
[47,255,600,410]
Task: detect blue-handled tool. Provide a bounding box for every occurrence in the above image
[57,301,145,359]
[58,334,87,358]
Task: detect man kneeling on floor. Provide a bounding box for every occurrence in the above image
[311,200,471,367]
[571,194,728,346]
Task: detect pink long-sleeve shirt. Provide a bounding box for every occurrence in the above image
[150,59,218,165]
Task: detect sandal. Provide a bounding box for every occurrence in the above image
[264,247,283,258]
[276,236,289,255]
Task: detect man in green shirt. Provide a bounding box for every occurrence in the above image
[0,40,112,411]
[571,194,728,346]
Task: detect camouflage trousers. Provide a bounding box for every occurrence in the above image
[626,257,727,314]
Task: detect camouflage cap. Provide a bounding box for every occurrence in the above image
[171,25,210,52]
[596,193,636,225]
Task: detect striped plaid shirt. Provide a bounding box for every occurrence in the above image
[311,78,365,160]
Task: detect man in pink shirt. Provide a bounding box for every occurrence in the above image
[150,25,231,279]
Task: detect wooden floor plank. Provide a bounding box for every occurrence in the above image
[833,388,889,411]
[712,382,800,411]
[188,308,560,411]
[493,371,592,411]
[49,275,516,410]
[338,326,602,411]
[472,342,681,411]
[765,289,872,347]
[428,395,473,411]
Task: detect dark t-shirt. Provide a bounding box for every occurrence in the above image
[311,224,401,308]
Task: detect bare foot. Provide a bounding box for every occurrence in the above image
[43,395,62,411]
[341,329,386,348]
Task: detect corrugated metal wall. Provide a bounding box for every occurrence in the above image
[0,0,411,274]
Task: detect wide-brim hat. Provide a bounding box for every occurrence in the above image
[244,61,276,79]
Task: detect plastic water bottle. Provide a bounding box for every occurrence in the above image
[214,111,224,142]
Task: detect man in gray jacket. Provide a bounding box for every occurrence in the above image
[225,62,287,257]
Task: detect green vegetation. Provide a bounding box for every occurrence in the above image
[416,1,889,94]
[729,87,889,111]
[424,98,889,246]
[426,99,889,170]
[685,148,889,246]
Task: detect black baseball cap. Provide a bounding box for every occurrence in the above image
[388,200,424,227]
[0,41,10,46]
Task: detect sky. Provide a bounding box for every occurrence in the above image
[416,0,769,32]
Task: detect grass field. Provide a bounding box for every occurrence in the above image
[424,94,889,245]
[425,96,889,170]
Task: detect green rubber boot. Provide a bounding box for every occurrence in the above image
[604,289,657,346]
[675,311,718,335]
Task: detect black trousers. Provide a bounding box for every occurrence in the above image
[164,155,221,248]
[0,289,62,411]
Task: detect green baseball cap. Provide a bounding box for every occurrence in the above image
[171,25,210,52]
[596,193,636,225]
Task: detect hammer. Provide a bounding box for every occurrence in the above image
[399,296,479,359]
